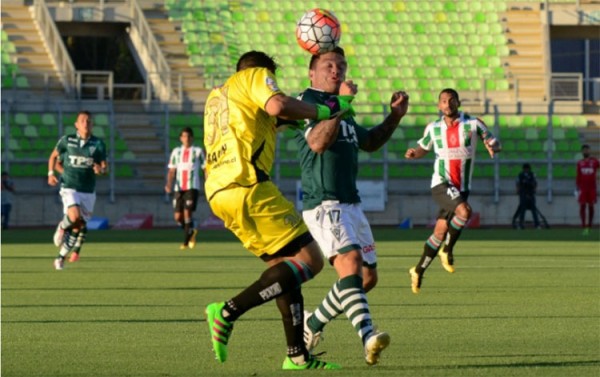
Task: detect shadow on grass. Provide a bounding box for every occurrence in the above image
[2,228,598,244]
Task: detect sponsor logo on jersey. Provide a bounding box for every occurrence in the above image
[68,155,94,168]
[266,77,279,92]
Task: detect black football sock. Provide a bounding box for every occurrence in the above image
[445,215,468,253]
[415,234,442,274]
[275,288,308,363]
[223,260,313,322]
[183,220,192,244]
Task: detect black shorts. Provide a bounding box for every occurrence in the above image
[173,189,199,212]
[431,183,469,221]
[260,232,314,262]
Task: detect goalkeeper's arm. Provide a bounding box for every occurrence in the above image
[265,93,354,121]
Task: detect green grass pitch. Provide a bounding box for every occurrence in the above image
[2,228,599,376]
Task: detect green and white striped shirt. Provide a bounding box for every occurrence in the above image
[418,112,495,191]
[168,145,206,191]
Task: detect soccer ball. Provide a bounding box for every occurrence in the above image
[296,8,341,55]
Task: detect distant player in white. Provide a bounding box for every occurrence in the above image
[405,88,501,293]
[165,127,206,249]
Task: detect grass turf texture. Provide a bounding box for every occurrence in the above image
[2,228,599,376]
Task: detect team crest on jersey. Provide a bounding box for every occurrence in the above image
[89,146,96,155]
[265,77,279,92]
[283,213,301,227]
[331,226,341,241]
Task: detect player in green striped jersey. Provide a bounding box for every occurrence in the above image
[48,111,107,270]
[296,47,409,365]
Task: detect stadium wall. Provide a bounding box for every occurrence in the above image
[7,189,587,229]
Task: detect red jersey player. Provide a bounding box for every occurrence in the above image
[576,144,599,235]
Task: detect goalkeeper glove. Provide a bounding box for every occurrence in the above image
[316,95,355,120]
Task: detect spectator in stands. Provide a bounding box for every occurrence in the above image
[296,46,408,366]
[48,110,107,270]
[512,163,541,229]
[576,144,599,235]
[405,88,501,294]
[202,50,352,370]
[164,127,206,249]
[1,171,16,229]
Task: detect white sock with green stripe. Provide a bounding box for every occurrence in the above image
[309,274,374,345]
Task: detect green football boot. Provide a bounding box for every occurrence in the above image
[282,355,341,370]
[205,302,234,363]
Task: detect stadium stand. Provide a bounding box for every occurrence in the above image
[0,0,598,228]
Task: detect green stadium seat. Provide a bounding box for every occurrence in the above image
[8,138,20,150]
[481,114,495,127]
[560,115,575,127]
[9,126,22,138]
[556,140,571,153]
[115,165,134,178]
[16,76,29,88]
[63,113,77,126]
[94,114,109,127]
[543,140,556,152]
[525,128,539,140]
[115,139,128,152]
[565,128,579,140]
[23,125,38,138]
[530,140,543,153]
[32,139,46,151]
[14,113,28,126]
[42,113,57,126]
[94,127,106,138]
[507,115,522,128]
[574,116,588,127]
[28,113,42,126]
[501,140,516,157]
[535,115,549,128]
[516,140,529,152]
[476,164,494,178]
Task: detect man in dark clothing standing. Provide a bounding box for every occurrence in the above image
[512,163,540,229]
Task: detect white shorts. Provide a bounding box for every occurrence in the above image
[303,201,377,267]
[59,188,96,223]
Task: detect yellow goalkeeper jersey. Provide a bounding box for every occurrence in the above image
[203,67,282,200]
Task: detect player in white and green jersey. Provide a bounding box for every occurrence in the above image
[48,111,107,270]
[295,47,409,365]
[405,89,501,293]
[165,127,206,249]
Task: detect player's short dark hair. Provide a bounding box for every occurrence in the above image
[309,46,345,69]
[439,88,460,101]
[237,51,277,74]
[582,144,590,150]
[180,127,193,137]
[523,163,531,169]
[77,110,92,118]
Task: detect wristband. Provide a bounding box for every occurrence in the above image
[315,104,331,120]
[48,170,55,177]
[336,96,355,117]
